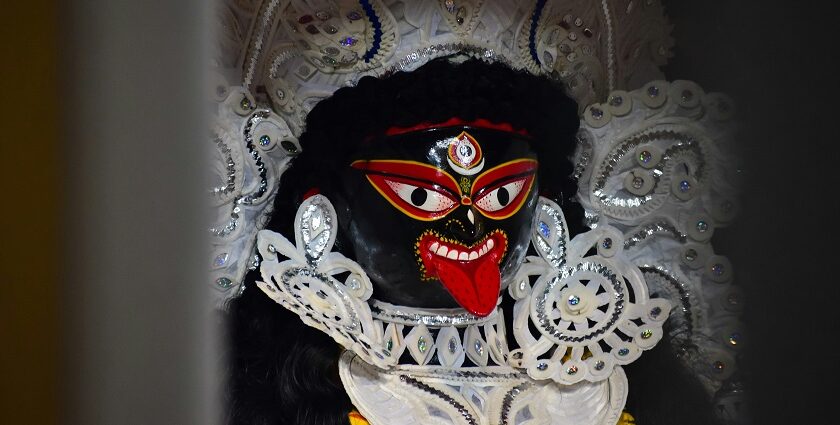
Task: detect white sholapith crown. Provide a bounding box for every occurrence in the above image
[237,0,673,135]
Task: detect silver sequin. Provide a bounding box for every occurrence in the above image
[369,300,495,327]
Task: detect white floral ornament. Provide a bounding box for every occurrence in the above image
[255,194,667,425]
[575,81,743,405]
[256,194,670,382]
[258,196,515,371]
[209,89,300,304]
[512,197,671,385]
[256,194,395,368]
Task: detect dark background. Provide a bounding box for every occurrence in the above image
[664,1,839,423]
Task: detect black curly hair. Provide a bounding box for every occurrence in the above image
[271,56,585,238]
[223,56,719,425]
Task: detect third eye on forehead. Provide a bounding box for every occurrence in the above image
[355,129,537,180]
[458,143,473,159]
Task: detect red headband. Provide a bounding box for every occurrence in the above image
[384,117,530,137]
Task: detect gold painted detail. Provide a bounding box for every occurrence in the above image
[459,176,472,194]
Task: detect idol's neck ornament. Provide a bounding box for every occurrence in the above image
[255,193,670,424]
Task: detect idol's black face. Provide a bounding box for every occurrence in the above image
[338,126,539,316]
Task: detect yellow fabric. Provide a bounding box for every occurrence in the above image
[348,410,369,425]
[558,346,594,362]
[349,408,634,424]
[618,411,636,424]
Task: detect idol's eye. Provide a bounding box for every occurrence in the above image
[468,158,537,220]
[474,179,526,212]
[386,180,456,213]
[471,173,535,220]
[362,174,460,220]
[351,160,463,221]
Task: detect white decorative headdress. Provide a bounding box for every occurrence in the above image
[210,1,744,423]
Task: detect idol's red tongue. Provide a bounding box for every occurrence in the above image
[430,253,500,317]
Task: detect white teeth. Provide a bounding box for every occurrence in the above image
[432,240,493,261]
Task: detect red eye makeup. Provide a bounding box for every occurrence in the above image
[351,160,462,221]
[470,159,537,219]
[352,158,537,221]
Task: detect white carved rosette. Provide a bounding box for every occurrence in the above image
[509,197,671,385]
[256,195,396,369]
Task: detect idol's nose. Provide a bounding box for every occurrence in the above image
[446,207,483,243]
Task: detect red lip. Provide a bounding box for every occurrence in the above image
[417,230,508,316]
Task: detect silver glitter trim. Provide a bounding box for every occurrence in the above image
[268,49,302,79]
[369,299,497,327]
[573,150,590,180]
[593,130,700,209]
[399,375,478,425]
[573,132,592,180]
[535,262,625,342]
[211,135,236,196]
[209,204,240,237]
[600,0,616,91]
[248,253,261,271]
[500,382,533,425]
[584,211,600,229]
[656,137,706,178]
[243,0,281,87]
[380,43,516,77]
[239,110,270,205]
[209,110,273,237]
[624,221,687,248]
[395,367,525,381]
[639,265,694,340]
[534,201,568,267]
[299,198,334,264]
